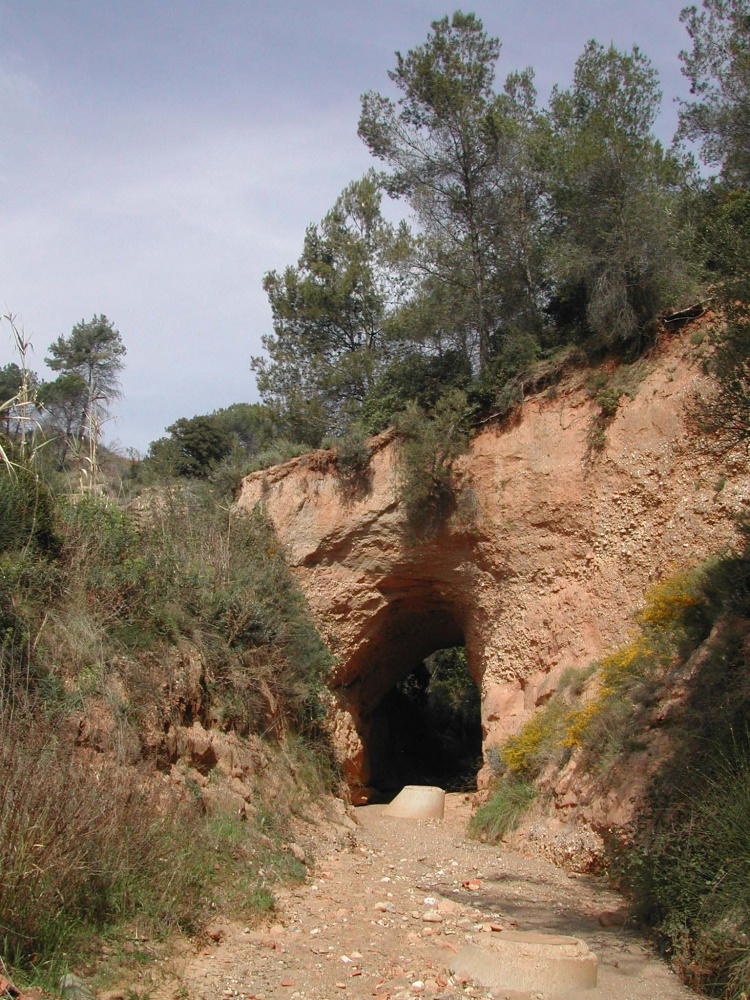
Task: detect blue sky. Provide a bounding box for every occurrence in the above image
[0,0,693,453]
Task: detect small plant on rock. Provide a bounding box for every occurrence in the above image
[394,389,471,539]
[332,423,373,497]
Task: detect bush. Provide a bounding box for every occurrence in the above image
[628,739,750,999]
[469,777,537,842]
[0,711,327,982]
[491,558,750,998]
[0,467,58,555]
[499,698,571,780]
[332,423,372,495]
[360,350,472,433]
[394,389,471,538]
[0,713,210,972]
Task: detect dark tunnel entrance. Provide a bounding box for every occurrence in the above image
[366,645,483,796]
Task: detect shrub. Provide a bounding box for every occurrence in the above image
[495,558,750,998]
[0,713,210,973]
[360,350,472,433]
[0,711,327,982]
[628,738,750,999]
[469,777,537,842]
[332,423,372,495]
[637,571,701,631]
[584,361,649,455]
[394,389,471,538]
[500,698,571,780]
[0,466,59,555]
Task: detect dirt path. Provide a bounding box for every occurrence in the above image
[178,795,697,1000]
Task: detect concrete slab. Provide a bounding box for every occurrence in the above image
[451,929,598,993]
[382,784,445,820]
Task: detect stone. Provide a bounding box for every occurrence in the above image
[285,842,307,864]
[437,899,458,915]
[450,930,598,993]
[59,975,96,1000]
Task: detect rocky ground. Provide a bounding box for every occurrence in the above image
[167,795,697,1000]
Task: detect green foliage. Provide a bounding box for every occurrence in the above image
[163,414,234,478]
[583,361,649,454]
[547,41,690,347]
[469,777,537,842]
[678,0,750,188]
[37,372,89,470]
[384,645,482,791]
[0,710,326,981]
[0,478,333,732]
[253,172,408,443]
[630,740,750,998]
[691,189,750,448]
[393,389,471,537]
[360,350,472,433]
[0,461,338,981]
[359,12,547,373]
[585,374,622,452]
[0,363,23,438]
[45,315,125,438]
[498,698,572,780]
[142,403,284,487]
[490,556,750,997]
[251,13,702,445]
[332,423,373,493]
[241,438,309,474]
[0,714,210,971]
[0,467,58,555]
[693,303,750,450]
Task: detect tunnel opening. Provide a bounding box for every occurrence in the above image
[366,645,483,796]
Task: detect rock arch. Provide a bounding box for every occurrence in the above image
[329,566,484,793]
[237,337,746,793]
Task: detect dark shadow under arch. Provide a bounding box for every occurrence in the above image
[368,644,482,794]
[335,589,483,796]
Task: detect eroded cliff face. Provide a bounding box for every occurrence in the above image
[237,332,748,794]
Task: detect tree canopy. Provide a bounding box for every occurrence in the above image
[547,41,688,345]
[359,12,545,372]
[678,0,750,187]
[253,12,699,445]
[252,172,410,445]
[46,315,126,440]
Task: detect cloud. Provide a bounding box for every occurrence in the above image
[0,0,697,453]
[0,90,375,450]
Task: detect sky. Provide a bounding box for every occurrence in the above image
[0,0,694,455]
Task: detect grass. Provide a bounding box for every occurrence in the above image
[0,709,329,990]
[469,777,537,842]
[0,461,339,989]
[0,713,208,974]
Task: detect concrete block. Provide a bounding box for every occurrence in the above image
[382,784,445,820]
[451,930,598,993]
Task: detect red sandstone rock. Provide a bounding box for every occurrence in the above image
[237,333,745,798]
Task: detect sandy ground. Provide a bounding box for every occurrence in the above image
[177,795,697,1000]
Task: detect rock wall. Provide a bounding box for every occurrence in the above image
[236,331,748,792]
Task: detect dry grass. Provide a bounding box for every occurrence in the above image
[0,712,209,973]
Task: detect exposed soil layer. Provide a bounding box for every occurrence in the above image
[176,795,696,1000]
